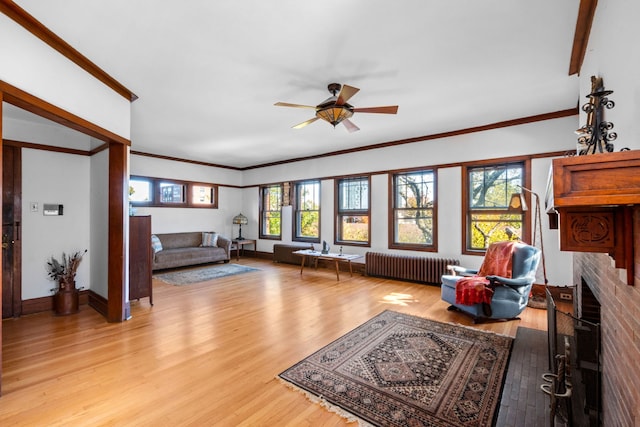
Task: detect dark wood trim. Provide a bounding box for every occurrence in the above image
[3,139,90,156]
[107,143,127,322]
[88,290,108,318]
[130,175,219,209]
[460,159,532,256]
[131,151,240,171]
[242,108,578,170]
[291,180,321,244]
[334,176,372,247]
[569,0,598,75]
[129,109,578,172]
[0,95,3,397]
[6,145,23,317]
[258,184,284,240]
[0,0,137,101]
[0,81,131,146]
[387,169,439,253]
[254,151,569,194]
[21,290,90,316]
[91,142,110,155]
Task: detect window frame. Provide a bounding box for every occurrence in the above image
[129,175,218,209]
[334,176,371,247]
[462,160,531,255]
[389,168,438,252]
[259,184,283,240]
[292,179,321,244]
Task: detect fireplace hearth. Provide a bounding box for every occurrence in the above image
[546,280,601,426]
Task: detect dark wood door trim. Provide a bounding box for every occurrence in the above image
[569,0,598,75]
[2,145,22,318]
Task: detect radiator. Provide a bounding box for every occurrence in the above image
[365,252,460,285]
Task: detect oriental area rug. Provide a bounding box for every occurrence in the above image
[153,264,260,285]
[279,310,513,427]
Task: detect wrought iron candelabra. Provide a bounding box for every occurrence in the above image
[575,76,617,155]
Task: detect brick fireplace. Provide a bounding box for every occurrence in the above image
[570,207,640,426]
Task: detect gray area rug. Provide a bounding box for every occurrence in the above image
[153,264,260,285]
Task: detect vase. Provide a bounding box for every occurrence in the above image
[54,288,79,316]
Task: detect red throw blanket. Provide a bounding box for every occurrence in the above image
[455,241,516,306]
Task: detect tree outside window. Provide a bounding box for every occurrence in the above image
[466,163,525,251]
[294,180,320,242]
[259,184,282,239]
[336,177,370,245]
[391,170,435,250]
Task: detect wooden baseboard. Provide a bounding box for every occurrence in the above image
[88,290,108,318]
[21,290,90,316]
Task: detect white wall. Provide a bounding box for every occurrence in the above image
[129,154,243,237]
[240,116,577,286]
[21,149,91,299]
[90,150,109,299]
[580,0,640,150]
[0,14,131,139]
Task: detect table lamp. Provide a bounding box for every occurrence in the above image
[232,213,248,240]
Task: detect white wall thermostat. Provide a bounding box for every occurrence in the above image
[43,204,64,216]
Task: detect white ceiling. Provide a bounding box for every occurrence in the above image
[11,0,580,168]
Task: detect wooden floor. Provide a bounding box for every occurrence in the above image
[1,258,550,426]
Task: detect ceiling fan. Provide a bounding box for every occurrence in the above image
[274,83,398,133]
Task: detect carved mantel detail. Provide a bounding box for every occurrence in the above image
[566,210,614,249]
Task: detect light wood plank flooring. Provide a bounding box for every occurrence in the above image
[1,258,548,426]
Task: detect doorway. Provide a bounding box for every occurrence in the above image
[2,144,22,318]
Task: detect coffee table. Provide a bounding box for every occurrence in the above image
[293,249,362,281]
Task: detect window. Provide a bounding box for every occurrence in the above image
[464,162,527,252]
[192,184,215,205]
[391,170,436,250]
[129,175,218,208]
[259,184,282,239]
[129,178,152,203]
[160,182,186,204]
[293,180,320,242]
[336,177,370,246]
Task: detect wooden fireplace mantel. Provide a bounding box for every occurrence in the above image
[552,150,640,285]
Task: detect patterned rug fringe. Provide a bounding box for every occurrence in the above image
[276,376,374,427]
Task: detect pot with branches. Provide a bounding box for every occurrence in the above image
[46,249,86,315]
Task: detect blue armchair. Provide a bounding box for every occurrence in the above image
[441,242,541,322]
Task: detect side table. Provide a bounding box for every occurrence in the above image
[231,239,256,261]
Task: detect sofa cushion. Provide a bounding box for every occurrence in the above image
[151,234,163,253]
[202,232,219,247]
[154,247,225,267]
[157,232,202,250]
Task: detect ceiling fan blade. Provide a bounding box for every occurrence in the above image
[292,117,319,129]
[353,105,399,114]
[274,102,317,109]
[342,118,360,133]
[336,84,360,105]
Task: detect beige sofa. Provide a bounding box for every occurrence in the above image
[152,232,231,271]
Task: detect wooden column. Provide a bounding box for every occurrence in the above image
[108,142,128,322]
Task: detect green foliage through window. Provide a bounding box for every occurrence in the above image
[392,170,435,248]
[260,185,282,238]
[337,177,369,244]
[294,181,320,241]
[467,163,524,250]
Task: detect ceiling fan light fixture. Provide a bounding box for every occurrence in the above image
[316,106,353,127]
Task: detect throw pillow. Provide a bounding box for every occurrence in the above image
[202,232,219,247]
[151,234,163,253]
